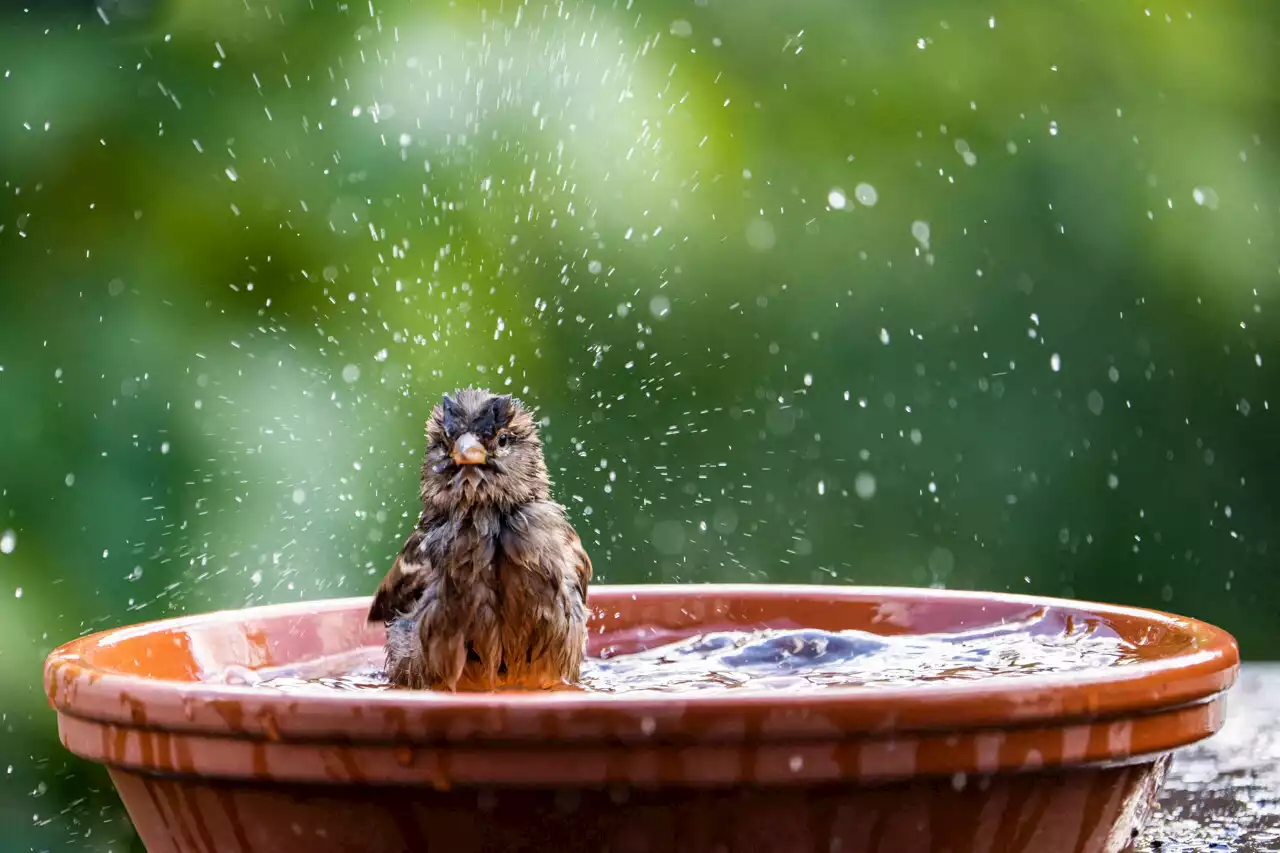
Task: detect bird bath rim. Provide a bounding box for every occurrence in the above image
[45,584,1237,751]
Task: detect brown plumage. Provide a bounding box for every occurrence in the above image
[367,388,592,691]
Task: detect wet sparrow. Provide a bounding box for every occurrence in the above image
[367,389,592,691]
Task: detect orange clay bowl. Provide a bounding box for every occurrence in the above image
[44,584,1237,853]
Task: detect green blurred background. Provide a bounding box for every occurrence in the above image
[2,0,1277,847]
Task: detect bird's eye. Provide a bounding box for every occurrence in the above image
[497,432,510,448]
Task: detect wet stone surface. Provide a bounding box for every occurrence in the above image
[1135,664,1280,852]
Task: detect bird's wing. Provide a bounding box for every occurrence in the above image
[367,551,431,623]
[565,526,593,603]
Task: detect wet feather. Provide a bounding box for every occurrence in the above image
[367,388,592,691]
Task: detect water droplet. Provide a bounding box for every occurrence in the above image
[954,139,977,166]
[1087,390,1105,415]
[1050,353,1061,372]
[14,587,22,599]
[911,220,931,249]
[225,166,239,182]
[587,259,603,275]
[854,183,878,206]
[1191,186,1219,210]
[292,488,307,505]
[879,328,891,345]
[651,520,686,556]
[669,19,693,37]
[745,217,776,251]
[765,406,796,435]
[854,472,877,500]
[0,531,14,554]
[64,473,75,487]
[789,755,805,772]
[713,508,738,534]
[341,364,361,383]
[649,295,671,318]
[928,547,955,577]
[827,188,847,210]
[1106,473,1119,490]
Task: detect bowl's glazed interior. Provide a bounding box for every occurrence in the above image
[43,585,1239,853]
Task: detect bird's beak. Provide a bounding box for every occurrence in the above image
[451,432,487,466]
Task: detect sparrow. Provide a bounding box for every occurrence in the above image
[367,388,593,691]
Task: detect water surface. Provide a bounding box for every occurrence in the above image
[233,613,1145,695]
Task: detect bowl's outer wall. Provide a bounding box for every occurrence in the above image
[108,756,1170,853]
[53,692,1224,786]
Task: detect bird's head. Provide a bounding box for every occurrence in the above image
[420,388,550,512]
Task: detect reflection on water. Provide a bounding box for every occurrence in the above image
[237,614,1143,695]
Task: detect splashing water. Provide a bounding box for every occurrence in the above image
[242,616,1144,695]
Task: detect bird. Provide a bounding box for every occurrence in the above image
[366,388,593,692]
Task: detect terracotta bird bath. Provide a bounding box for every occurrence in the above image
[43,584,1238,853]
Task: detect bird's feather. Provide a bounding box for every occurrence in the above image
[367,551,429,624]
[367,388,591,692]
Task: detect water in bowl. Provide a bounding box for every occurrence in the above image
[230,608,1149,694]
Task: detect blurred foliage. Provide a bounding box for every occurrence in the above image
[1,0,1278,848]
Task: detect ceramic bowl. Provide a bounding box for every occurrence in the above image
[44,584,1238,853]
